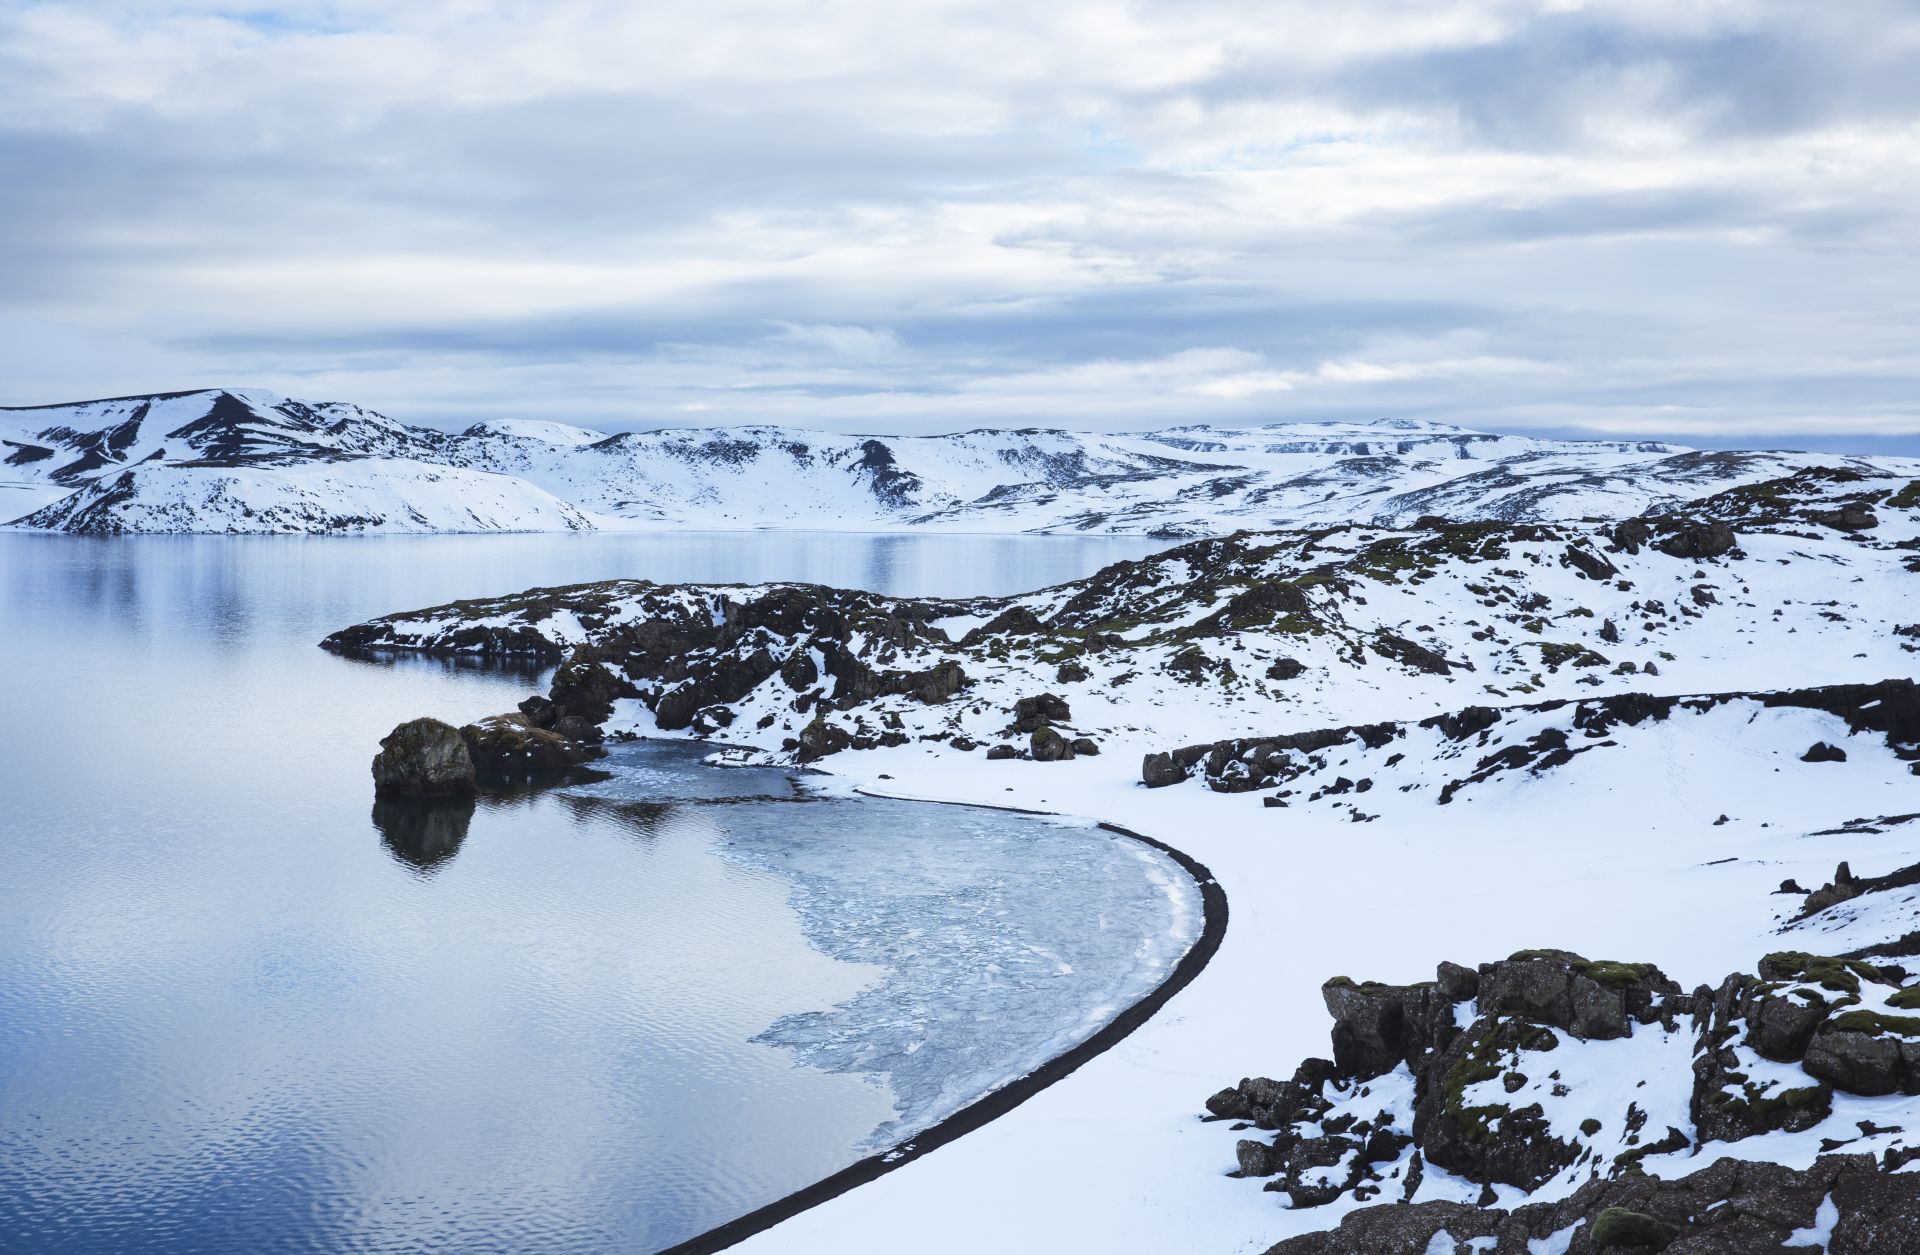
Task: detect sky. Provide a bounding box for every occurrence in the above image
[3,0,1919,449]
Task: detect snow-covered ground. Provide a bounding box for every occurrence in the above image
[725,697,1919,1254]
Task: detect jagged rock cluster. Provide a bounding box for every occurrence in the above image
[1264,1153,1919,1254]
[1147,678,1920,798]
[1208,947,1920,1233]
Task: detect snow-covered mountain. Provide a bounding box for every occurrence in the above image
[6,387,1916,535]
[0,389,590,533]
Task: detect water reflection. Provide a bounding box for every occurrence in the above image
[0,531,1173,1255]
[373,796,476,874]
[332,645,555,682]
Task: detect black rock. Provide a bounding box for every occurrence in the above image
[985,744,1017,761]
[1564,544,1618,581]
[1812,503,1880,532]
[1141,751,1187,787]
[517,694,561,727]
[1013,693,1072,733]
[1031,725,1074,762]
[460,712,599,776]
[1656,521,1737,560]
[1803,741,1849,763]
[795,716,853,763]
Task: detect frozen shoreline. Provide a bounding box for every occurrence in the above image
[657,785,1230,1255]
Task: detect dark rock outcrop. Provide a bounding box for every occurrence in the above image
[1813,503,1880,532]
[1265,1154,1920,1255]
[1031,725,1073,761]
[1142,751,1187,788]
[1168,678,1920,798]
[459,713,600,777]
[1213,945,1920,1219]
[1014,693,1072,733]
[1655,521,1736,559]
[1563,544,1618,581]
[371,717,477,798]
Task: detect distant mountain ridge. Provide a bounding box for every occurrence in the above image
[3,387,1914,535]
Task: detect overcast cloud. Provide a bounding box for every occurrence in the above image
[3,0,1917,446]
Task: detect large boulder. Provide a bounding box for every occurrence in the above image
[1014,693,1072,733]
[371,717,478,798]
[1031,725,1074,761]
[1141,751,1187,788]
[1803,1014,1920,1097]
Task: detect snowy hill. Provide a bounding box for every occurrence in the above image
[6,387,1916,535]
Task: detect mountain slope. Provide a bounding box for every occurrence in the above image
[7,387,1918,535]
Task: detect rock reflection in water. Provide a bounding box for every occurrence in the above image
[373,796,476,873]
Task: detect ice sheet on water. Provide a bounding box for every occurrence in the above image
[568,740,1206,1150]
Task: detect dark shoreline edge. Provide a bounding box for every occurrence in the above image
[656,807,1230,1255]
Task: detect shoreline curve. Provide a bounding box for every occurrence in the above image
[656,808,1230,1255]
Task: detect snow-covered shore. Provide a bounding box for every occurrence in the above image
[726,699,1919,1254]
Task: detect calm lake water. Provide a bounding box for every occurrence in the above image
[0,531,1191,1254]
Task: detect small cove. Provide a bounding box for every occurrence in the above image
[0,530,1194,1253]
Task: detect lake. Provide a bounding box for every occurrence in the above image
[0,530,1197,1254]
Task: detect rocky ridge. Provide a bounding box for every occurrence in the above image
[322,486,1917,765]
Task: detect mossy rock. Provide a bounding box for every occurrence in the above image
[1758,951,1896,997]
[1591,1206,1679,1250]
[1829,1009,1920,1038]
[372,717,477,798]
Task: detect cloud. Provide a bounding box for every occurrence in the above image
[0,0,1915,448]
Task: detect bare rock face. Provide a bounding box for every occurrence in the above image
[371,717,478,798]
